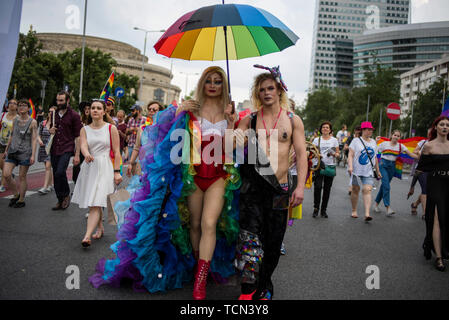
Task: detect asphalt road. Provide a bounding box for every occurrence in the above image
[1,166,448,300]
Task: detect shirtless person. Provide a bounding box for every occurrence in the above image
[233,66,307,300]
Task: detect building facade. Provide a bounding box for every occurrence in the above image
[309,0,410,91]
[400,54,449,114]
[36,33,181,106]
[353,21,449,87]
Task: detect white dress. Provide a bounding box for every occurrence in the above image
[72,124,114,209]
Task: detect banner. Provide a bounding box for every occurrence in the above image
[0,0,23,107]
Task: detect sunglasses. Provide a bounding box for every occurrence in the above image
[148,108,158,112]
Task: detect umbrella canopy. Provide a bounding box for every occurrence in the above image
[154,4,299,61]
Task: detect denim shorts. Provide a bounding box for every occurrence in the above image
[6,155,31,167]
[352,175,374,187]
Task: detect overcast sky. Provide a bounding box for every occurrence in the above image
[19,0,449,106]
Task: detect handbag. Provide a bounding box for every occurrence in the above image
[45,110,55,155]
[318,137,336,177]
[359,137,379,180]
[8,118,32,159]
[106,186,130,226]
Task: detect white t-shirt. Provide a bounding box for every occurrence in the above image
[349,137,378,177]
[377,141,407,161]
[336,130,348,144]
[313,136,339,166]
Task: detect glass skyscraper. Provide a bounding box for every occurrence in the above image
[309,0,411,91]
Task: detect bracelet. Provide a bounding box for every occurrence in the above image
[114,169,120,173]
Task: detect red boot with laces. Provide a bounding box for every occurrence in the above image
[193,259,210,300]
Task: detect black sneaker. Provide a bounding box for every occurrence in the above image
[8,195,20,207]
[321,211,328,218]
[13,201,25,208]
[313,208,319,218]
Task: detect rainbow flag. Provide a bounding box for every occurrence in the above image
[29,98,36,119]
[99,72,115,102]
[442,93,449,117]
[377,136,426,179]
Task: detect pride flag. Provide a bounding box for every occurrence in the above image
[442,93,449,117]
[28,98,36,119]
[377,137,426,179]
[99,72,115,102]
[377,136,426,179]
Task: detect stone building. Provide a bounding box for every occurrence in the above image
[36,33,181,106]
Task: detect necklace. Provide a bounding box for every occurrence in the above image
[261,107,282,150]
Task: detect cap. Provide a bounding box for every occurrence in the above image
[361,121,374,130]
[107,96,116,105]
[131,104,142,111]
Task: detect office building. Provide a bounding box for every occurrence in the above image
[310,0,410,91]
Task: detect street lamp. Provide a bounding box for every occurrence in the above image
[79,0,88,103]
[133,27,166,101]
[180,71,199,99]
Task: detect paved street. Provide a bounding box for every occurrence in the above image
[1,166,448,300]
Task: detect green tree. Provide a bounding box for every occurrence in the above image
[401,77,446,137]
[58,47,117,108]
[8,27,64,110]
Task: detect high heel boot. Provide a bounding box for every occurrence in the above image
[193,259,210,300]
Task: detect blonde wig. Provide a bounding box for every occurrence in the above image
[251,72,288,111]
[194,66,230,109]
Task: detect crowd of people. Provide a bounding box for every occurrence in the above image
[1,64,448,301]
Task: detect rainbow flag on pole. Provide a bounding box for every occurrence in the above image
[99,72,115,102]
[377,136,426,179]
[29,98,36,119]
[442,93,449,117]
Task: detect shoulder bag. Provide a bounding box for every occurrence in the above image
[319,137,336,177]
[359,137,379,180]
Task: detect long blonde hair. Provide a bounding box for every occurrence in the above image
[194,66,230,109]
[251,73,288,111]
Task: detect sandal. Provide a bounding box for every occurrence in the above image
[364,216,373,222]
[81,238,91,248]
[435,257,446,272]
[351,213,358,218]
[411,203,418,215]
[92,228,104,240]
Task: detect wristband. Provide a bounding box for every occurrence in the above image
[114,169,121,173]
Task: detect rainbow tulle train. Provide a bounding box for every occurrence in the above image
[89,105,240,293]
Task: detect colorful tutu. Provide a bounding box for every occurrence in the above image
[89,105,241,293]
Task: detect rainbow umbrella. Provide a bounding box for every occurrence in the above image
[154,2,299,97]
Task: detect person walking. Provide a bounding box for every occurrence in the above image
[234,66,307,300]
[373,130,418,216]
[72,99,122,247]
[312,121,339,218]
[347,121,381,222]
[72,102,91,185]
[417,116,449,271]
[37,109,54,194]
[49,91,83,211]
[89,67,240,298]
[116,110,127,158]
[2,99,38,208]
[125,104,146,161]
[0,99,18,193]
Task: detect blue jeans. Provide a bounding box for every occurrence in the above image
[375,159,396,207]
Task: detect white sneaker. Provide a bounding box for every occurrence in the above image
[45,186,53,193]
[387,208,395,216]
[374,206,381,213]
[38,187,49,194]
[0,185,6,193]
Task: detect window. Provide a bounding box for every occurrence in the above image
[154,88,165,103]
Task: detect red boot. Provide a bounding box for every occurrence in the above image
[193,259,210,300]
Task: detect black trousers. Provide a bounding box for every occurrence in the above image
[72,153,85,185]
[313,172,334,212]
[51,152,72,202]
[239,185,288,297]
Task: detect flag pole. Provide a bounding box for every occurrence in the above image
[79,0,87,104]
